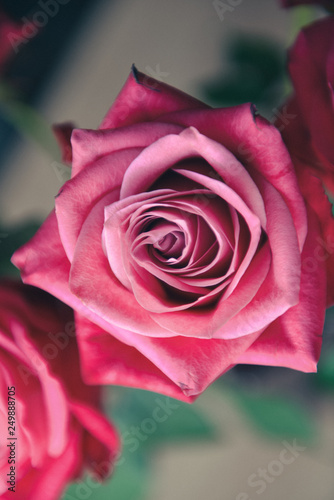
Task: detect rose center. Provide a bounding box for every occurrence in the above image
[153,231,185,260]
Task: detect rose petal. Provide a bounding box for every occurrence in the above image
[71,122,183,177]
[237,205,325,371]
[158,106,308,251]
[75,312,264,397]
[121,127,267,230]
[100,67,208,130]
[70,400,120,471]
[10,319,69,457]
[12,212,74,308]
[75,313,194,402]
[13,432,81,500]
[288,17,334,166]
[56,148,141,262]
[69,194,176,337]
[52,122,75,165]
[293,160,334,307]
[152,177,301,339]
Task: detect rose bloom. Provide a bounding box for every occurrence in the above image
[279,17,334,195]
[0,281,119,500]
[12,68,334,400]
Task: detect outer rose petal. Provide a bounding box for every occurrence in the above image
[3,433,81,500]
[10,319,69,457]
[277,101,334,306]
[100,66,208,130]
[293,161,334,306]
[75,313,194,402]
[75,312,264,397]
[52,122,75,165]
[56,148,142,261]
[288,17,334,174]
[237,206,325,371]
[11,212,75,308]
[71,122,183,177]
[70,401,120,477]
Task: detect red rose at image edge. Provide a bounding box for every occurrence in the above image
[0,281,120,500]
[280,16,334,196]
[0,11,25,70]
[12,68,334,400]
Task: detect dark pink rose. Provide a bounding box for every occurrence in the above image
[0,281,120,500]
[281,17,334,195]
[0,11,25,70]
[12,68,333,399]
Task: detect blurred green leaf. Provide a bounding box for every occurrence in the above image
[289,7,318,44]
[106,387,215,453]
[314,306,334,390]
[68,387,216,500]
[316,349,334,389]
[201,34,286,115]
[232,390,315,443]
[0,83,59,159]
[62,454,148,500]
[0,221,40,277]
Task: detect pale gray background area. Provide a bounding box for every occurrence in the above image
[0,1,333,499]
[0,0,292,224]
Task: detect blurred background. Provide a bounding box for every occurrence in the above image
[0,1,333,499]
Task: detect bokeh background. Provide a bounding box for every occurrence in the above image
[0,1,333,499]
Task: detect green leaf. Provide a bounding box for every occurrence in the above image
[316,349,334,390]
[62,454,148,500]
[105,387,216,453]
[289,7,318,45]
[201,34,285,115]
[0,83,60,159]
[231,389,315,443]
[314,307,334,390]
[62,385,217,500]
[0,221,41,277]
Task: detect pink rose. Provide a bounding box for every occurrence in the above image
[281,17,334,195]
[12,68,333,399]
[0,281,120,500]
